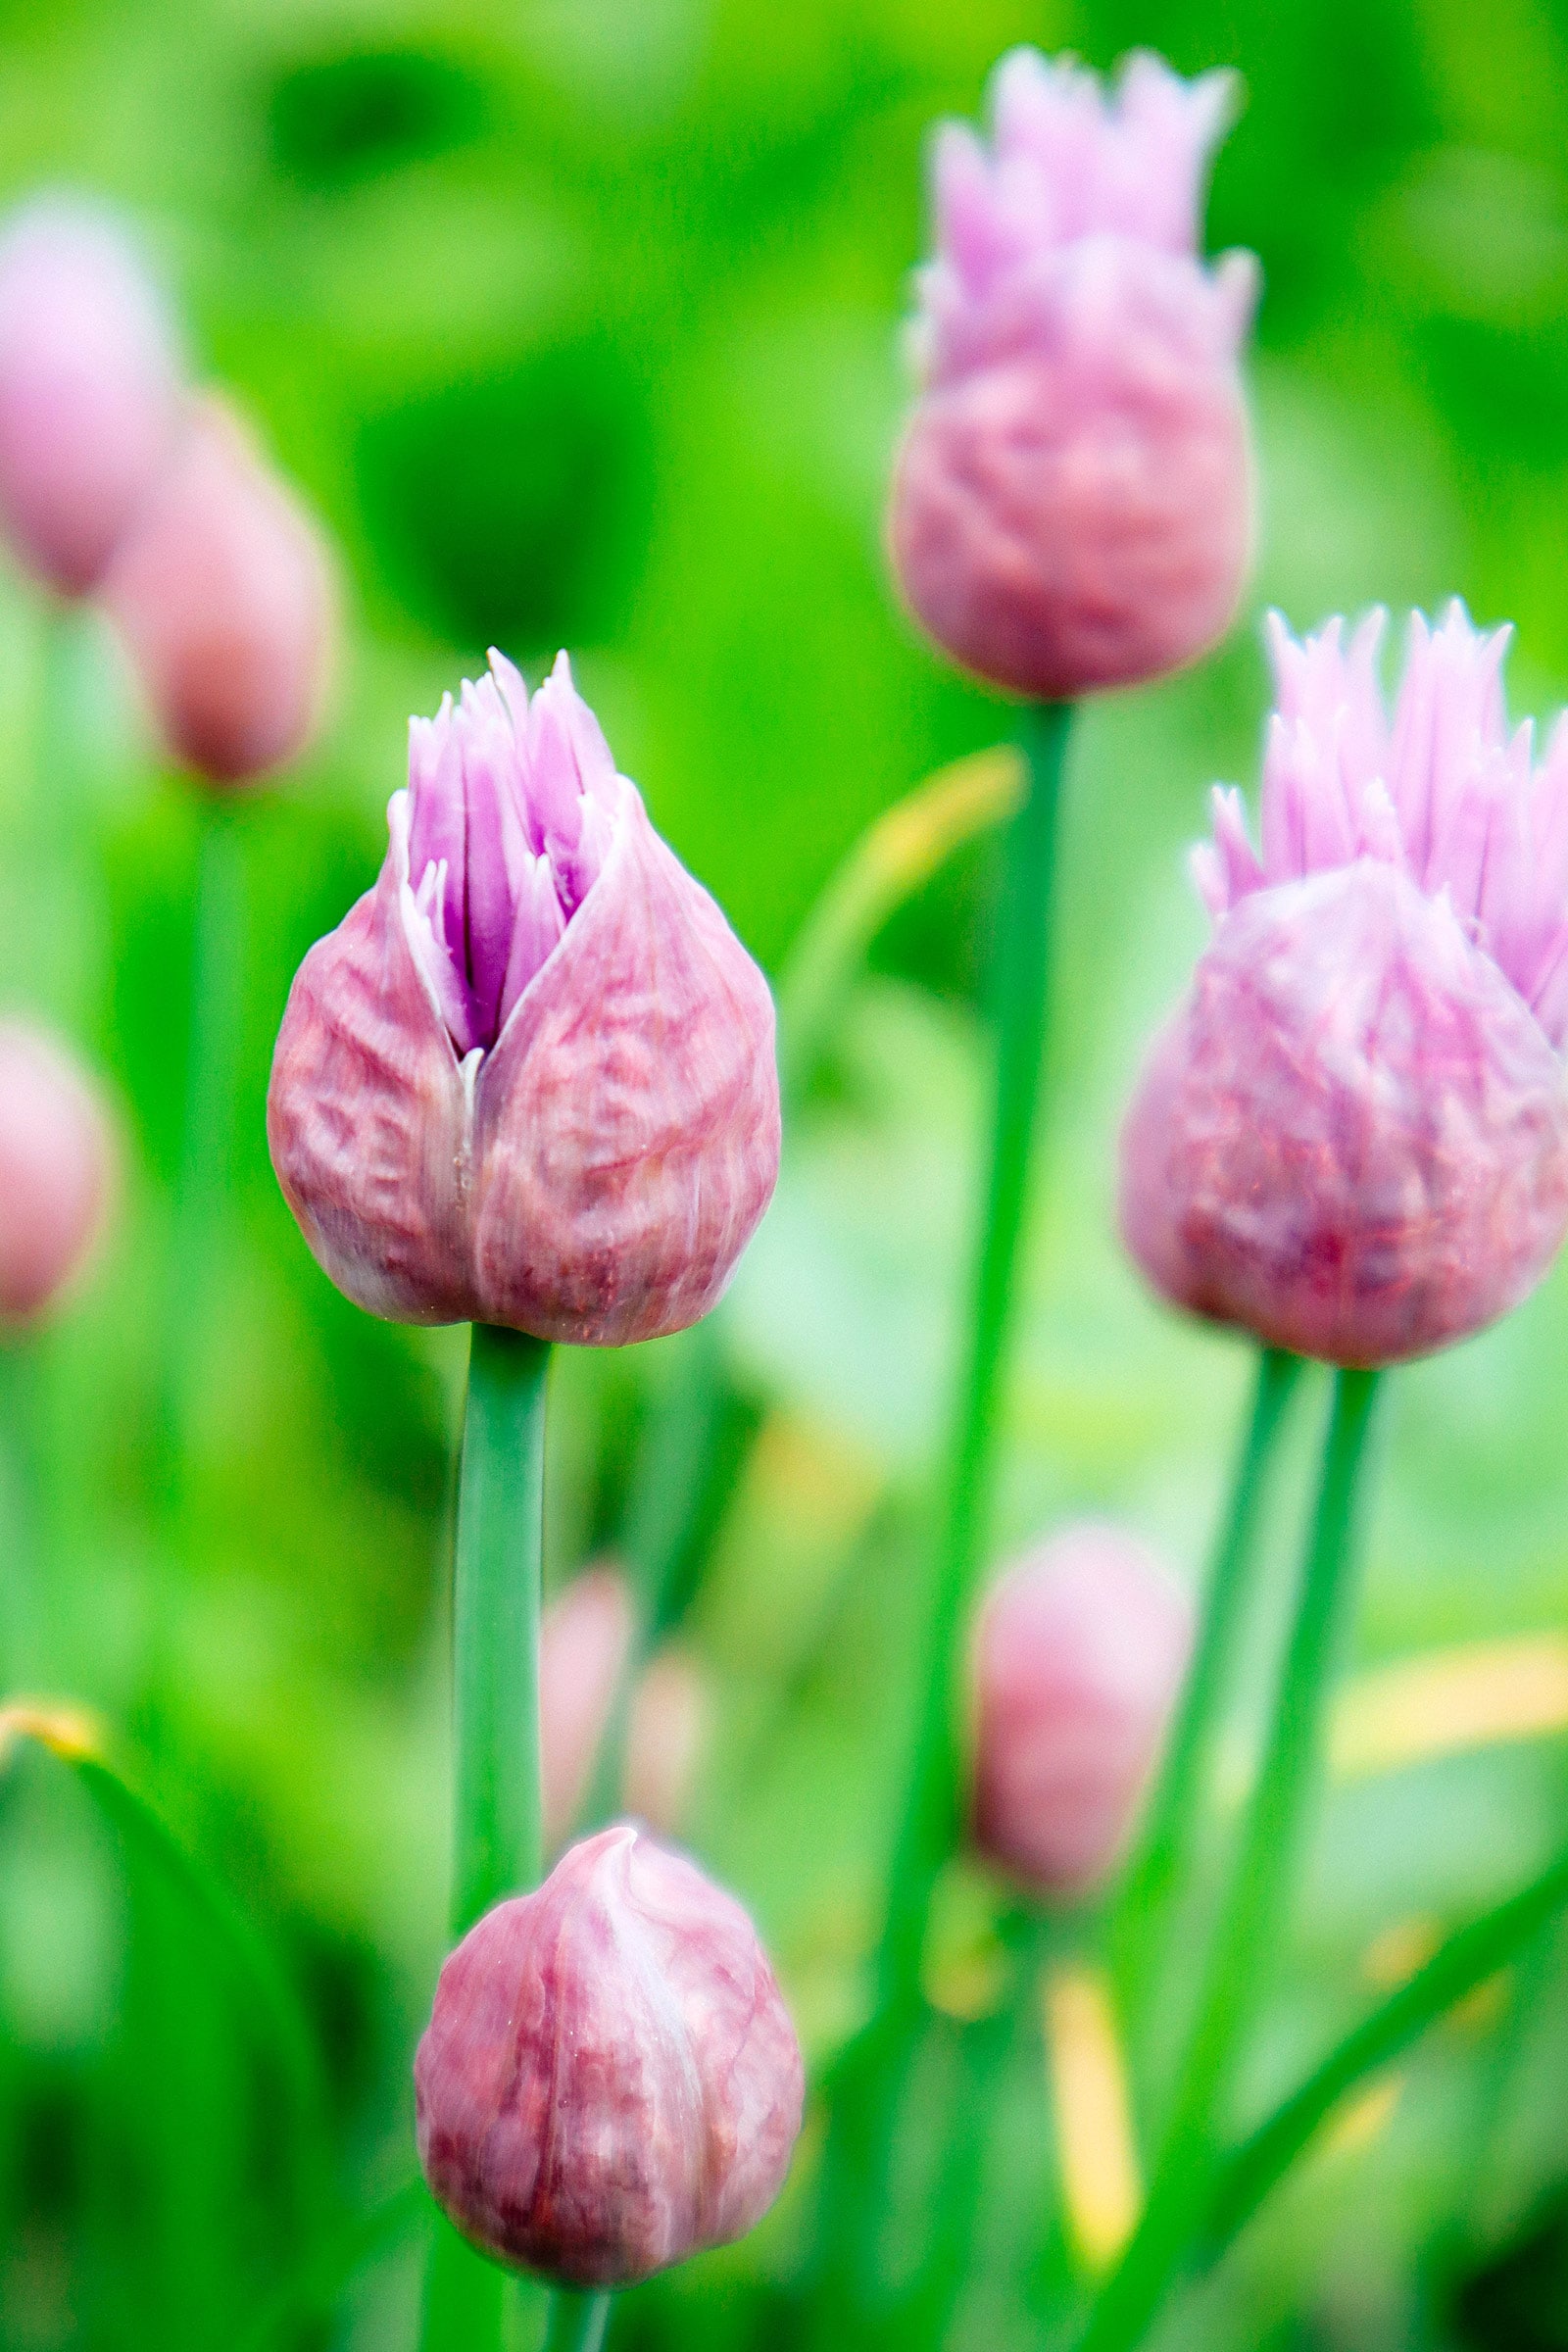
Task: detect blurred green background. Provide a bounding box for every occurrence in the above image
[6,0,1568,2346]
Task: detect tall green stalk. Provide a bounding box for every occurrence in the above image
[421,1324,551,2352]
[545,2286,612,2352]
[809,702,1071,2328]
[878,698,1071,2024]
[1073,1366,1383,2352]
[1115,1348,1305,2027]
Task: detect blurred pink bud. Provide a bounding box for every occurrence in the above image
[103,396,337,786]
[970,1524,1191,1898]
[1121,605,1568,1365]
[269,652,779,1344]
[0,1020,115,1325]
[416,1825,804,2284]
[0,198,182,595]
[889,50,1256,701]
[540,1569,709,1847]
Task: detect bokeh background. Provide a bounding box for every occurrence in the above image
[6,0,1568,2346]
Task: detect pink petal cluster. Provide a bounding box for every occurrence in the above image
[539,1567,708,1846]
[1121,605,1568,1365]
[0,199,181,596]
[889,49,1256,701]
[415,1826,804,2285]
[268,653,780,1345]
[103,397,337,786]
[0,1020,115,1326]
[970,1524,1190,1898]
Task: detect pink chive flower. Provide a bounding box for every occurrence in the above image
[889,50,1256,701]
[416,1825,804,2285]
[539,1567,709,1846]
[0,1020,115,1326]
[970,1524,1191,1898]
[268,652,779,1345]
[1120,604,1568,1366]
[0,197,182,596]
[102,396,337,787]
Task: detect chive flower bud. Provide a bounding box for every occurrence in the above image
[0,197,181,596]
[415,1825,804,2284]
[103,395,336,785]
[1120,605,1568,1365]
[540,1567,708,1845]
[268,651,779,1343]
[889,49,1256,700]
[970,1524,1190,1897]
[0,1020,114,1325]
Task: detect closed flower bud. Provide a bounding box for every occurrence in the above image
[0,1020,114,1325]
[269,652,779,1344]
[103,395,336,785]
[416,1825,804,2285]
[889,49,1256,701]
[1121,605,1568,1365]
[0,198,181,595]
[540,1568,709,1846]
[970,1524,1190,1897]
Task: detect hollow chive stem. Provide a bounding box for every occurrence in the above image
[880,699,1071,2021]
[1114,1348,1305,2018]
[1073,1366,1383,2352]
[544,2287,612,2352]
[810,703,1071,2328]
[421,1324,551,2352]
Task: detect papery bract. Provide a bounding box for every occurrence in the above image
[415,1825,804,2284]
[970,1523,1190,1897]
[889,48,1256,700]
[268,650,780,1345]
[0,1020,115,1325]
[1121,605,1568,1365]
[103,396,336,785]
[0,197,181,595]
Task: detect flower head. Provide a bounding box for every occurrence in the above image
[539,1568,708,1846]
[970,1524,1190,1898]
[0,197,181,596]
[889,49,1256,700]
[0,1020,115,1326]
[1121,604,1568,1364]
[415,1826,804,2285]
[268,652,779,1344]
[103,396,336,786]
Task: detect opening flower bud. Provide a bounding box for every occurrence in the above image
[970,1524,1191,1898]
[889,49,1256,700]
[269,652,780,1343]
[0,197,182,596]
[102,395,337,786]
[1121,605,1568,1365]
[0,1020,115,1326]
[540,1569,709,1847]
[415,1826,804,2285]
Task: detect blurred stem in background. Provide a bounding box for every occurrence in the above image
[0,1338,43,1688]
[810,702,1071,2329]
[141,802,248,1742]
[1114,1348,1306,2065]
[421,1324,552,2352]
[1074,1366,1383,2352]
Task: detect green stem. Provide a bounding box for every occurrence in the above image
[808,703,1071,2332]
[1202,1838,1568,2263]
[421,1324,552,2352]
[0,1339,43,1688]
[1074,1366,1383,2352]
[545,2287,612,2352]
[1114,1348,1305,2016]
[878,698,1071,2023]
[450,1324,551,1937]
